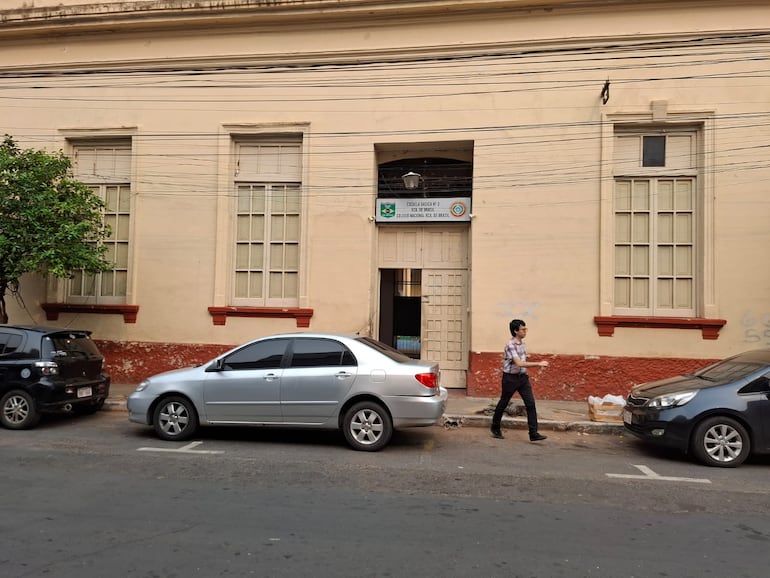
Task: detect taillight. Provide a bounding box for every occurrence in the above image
[34,361,59,376]
[415,372,438,389]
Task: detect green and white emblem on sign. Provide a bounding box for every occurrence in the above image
[380,203,396,219]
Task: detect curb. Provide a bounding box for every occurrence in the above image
[102,397,624,435]
[442,413,625,435]
[103,399,127,411]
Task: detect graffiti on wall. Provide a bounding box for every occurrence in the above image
[497,301,542,321]
[742,310,770,346]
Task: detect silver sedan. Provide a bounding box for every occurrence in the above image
[127,333,447,451]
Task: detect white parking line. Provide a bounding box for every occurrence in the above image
[606,464,710,484]
[137,441,224,454]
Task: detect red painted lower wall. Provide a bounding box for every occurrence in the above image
[468,352,716,400]
[96,340,716,401]
[96,340,233,384]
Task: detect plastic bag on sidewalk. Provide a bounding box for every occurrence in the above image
[587,394,625,423]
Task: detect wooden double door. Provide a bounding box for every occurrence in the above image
[378,226,469,388]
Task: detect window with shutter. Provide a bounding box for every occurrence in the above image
[232,139,302,307]
[611,130,698,317]
[68,142,132,304]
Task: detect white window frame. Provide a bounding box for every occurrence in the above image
[212,124,309,310]
[599,109,717,319]
[47,134,136,306]
[612,174,697,317]
[233,180,301,307]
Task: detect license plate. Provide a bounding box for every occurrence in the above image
[623,409,632,424]
[77,386,92,398]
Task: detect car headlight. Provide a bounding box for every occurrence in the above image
[648,390,697,409]
[134,379,150,392]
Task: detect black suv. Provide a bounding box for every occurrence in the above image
[0,325,111,429]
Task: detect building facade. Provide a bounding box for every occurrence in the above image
[2,0,769,399]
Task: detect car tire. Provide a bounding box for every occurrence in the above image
[691,416,750,468]
[342,401,393,452]
[153,395,199,441]
[1,390,41,430]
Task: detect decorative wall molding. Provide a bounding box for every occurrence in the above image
[593,316,726,340]
[41,303,139,324]
[207,306,313,327]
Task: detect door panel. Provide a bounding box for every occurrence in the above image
[378,228,422,268]
[202,338,289,423]
[280,366,357,423]
[422,269,468,386]
[423,229,468,268]
[378,225,469,388]
[280,337,358,423]
[203,369,283,423]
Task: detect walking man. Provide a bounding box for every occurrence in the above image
[490,319,549,441]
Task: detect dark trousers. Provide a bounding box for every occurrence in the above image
[491,372,539,436]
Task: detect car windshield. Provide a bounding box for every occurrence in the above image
[357,336,413,363]
[693,354,770,382]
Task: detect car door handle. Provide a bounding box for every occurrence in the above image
[335,371,353,379]
[264,373,280,381]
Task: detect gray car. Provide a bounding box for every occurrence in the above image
[127,333,447,451]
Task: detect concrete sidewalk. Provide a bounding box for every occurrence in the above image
[442,389,624,435]
[105,383,624,435]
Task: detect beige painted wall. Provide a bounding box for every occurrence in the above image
[2,0,769,362]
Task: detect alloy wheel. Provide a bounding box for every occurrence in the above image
[0,390,40,430]
[3,394,30,425]
[153,396,199,441]
[702,423,743,463]
[349,407,385,446]
[342,401,393,452]
[692,416,750,467]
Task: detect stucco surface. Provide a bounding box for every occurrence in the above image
[2,0,769,397]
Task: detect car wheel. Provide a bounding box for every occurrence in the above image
[153,396,199,441]
[342,401,393,452]
[0,390,41,430]
[691,416,750,468]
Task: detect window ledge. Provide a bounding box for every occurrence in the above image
[594,316,726,340]
[208,306,313,327]
[41,303,139,324]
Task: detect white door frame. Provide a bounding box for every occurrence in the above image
[376,225,469,388]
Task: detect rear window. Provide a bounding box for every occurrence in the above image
[289,338,356,368]
[357,336,413,363]
[45,333,101,358]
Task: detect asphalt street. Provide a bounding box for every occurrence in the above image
[2,410,769,577]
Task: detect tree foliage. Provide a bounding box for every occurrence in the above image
[0,135,112,323]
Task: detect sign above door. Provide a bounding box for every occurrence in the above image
[375,197,471,223]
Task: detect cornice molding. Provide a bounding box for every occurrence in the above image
[0,0,750,38]
[4,26,767,76]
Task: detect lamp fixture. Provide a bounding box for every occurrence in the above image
[401,171,421,190]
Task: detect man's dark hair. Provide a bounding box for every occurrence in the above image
[509,319,526,336]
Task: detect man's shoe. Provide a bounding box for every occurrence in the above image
[491,429,505,439]
[529,433,547,442]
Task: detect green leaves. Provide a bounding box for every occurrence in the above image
[0,135,113,321]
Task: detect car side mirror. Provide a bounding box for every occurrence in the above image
[205,358,224,372]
